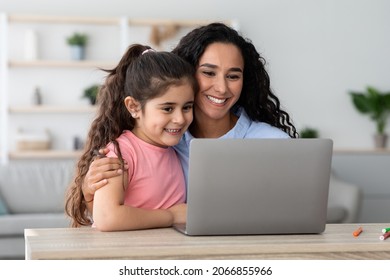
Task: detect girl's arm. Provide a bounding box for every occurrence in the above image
[92,172,173,232]
[82,148,128,213]
[168,203,187,224]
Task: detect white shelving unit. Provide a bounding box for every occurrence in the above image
[0,13,8,165]
[0,13,230,164]
[8,105,97,114]
[8,60,116,68]
[0,13,122,164]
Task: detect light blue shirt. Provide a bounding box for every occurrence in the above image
[174,107,290,186]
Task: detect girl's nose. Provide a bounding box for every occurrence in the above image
[173,111,185,124]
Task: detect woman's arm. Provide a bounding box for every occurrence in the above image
[92,172,173,232]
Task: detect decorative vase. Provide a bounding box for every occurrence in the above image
[24,29,38,60]
[374,133,388,149]
[70,45,85,60]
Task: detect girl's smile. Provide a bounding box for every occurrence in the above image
[130,82,195,148]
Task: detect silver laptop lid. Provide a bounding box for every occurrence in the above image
[184,138,333,235]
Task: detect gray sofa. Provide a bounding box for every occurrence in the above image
[0,160,75,259]
[326,174,361,223]
[0,158,361,259]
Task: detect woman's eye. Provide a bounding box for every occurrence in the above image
[227,74,241,80]
[203,71,215,77]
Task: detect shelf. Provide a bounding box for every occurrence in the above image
[8,13,229,28]
[9,60,116,68]
[8,14,120,25]
[127,18,226,27]
[333,148,390,155]
[9,150,82,159]
[9,105,97,114]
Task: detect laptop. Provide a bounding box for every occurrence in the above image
[173,138,333,236]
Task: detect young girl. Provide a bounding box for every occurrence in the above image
[65,44,198,231]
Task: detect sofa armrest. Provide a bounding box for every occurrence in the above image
[327,174,362,223]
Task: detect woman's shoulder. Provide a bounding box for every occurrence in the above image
[246,121,290,139]
[234,108,290,139]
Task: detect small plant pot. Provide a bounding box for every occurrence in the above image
[70,45,85,60]
[374,133,388,149]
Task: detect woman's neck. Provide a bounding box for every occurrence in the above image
[189,111,238,138]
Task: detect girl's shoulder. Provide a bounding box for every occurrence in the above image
[106,130,138,158]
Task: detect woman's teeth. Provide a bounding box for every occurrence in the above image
[207,95,227,104]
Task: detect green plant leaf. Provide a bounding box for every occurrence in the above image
[350,93,372,113]
[348,86,390,134]
[299,127,319,138]
[83,84,100,105]
[384,94,390,110]
[366,86,380,96]
[67,32,88,46]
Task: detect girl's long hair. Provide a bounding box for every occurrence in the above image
[65,44,198,227]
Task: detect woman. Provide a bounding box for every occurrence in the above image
[79,22,298,222]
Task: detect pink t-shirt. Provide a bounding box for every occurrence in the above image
[106,130,185,209]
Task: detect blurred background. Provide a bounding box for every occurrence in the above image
[2,0,390,150]
[0,0,389,259]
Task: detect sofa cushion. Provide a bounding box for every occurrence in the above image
[326,206,347,223]
[0,160,76,214]
[0,195,8,215]
[0,213,70,236]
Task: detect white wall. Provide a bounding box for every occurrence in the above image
[1,0,390,149]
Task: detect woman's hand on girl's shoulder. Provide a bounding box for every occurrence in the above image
[82,148,129,200]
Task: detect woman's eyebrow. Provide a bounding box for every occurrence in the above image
[199,63,217,68]
[199,63,243,72]
[229,67,243,73]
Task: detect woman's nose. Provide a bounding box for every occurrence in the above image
[213,75,227,93]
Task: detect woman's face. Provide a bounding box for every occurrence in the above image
[195,42,244,121]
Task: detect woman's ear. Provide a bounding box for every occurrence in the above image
[124,97,141,118]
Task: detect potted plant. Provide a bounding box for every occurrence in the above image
[349,86,390,148]
[83,84,100,105]
[66,32,88,60]
[299,127,319,138]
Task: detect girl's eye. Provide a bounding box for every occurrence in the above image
[162,107,173,112]
[183,104,193,112]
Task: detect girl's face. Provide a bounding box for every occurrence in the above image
[195,42,244,121]
[130,82,194,148]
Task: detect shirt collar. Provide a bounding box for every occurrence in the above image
[183,107,251,146]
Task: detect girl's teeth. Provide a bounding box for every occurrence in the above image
[166,129,180,133]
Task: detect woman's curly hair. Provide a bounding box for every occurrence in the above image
[172,22,298,138]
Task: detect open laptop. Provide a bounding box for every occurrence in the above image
[173,138,333,236]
